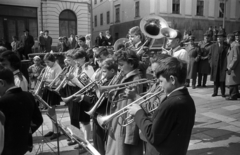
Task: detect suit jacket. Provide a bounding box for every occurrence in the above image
[105,36,113,46]
[0,88,43,155]
[209,42,228,82]
[95,36,106,46]
[226,41,240,85]
[68,37,77,49]
[20,34,34,55]
[44,36,52,52]
[134,88,196,155]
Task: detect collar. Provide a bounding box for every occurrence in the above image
[172,46,182,53]
[167,86,185,97]
[135,41,142,48]
[5,86,19,93]
[124,69,139,79]
[13,69,20,75]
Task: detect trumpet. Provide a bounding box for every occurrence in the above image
[85,74,117,117]
[52,66,75,94]
[97,90,164,128]
[46,66,69,89]
[61,78,106,104]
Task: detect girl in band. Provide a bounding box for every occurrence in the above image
[42,53,62,140]
[105,49,143,155]
[69,49,94,151]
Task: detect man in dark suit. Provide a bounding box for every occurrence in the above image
[0,65,43,155]
[44,30,52,52]
[68,34,77,49]
[127,57,196,155]
[19,29,34,59]
[95,32,106,47]
[209,31,228,97]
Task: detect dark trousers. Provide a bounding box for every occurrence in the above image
[186,79,196,86]
[213,80,225,95]
[198,73,208,86]
[92,119,106,155]
[228,85,240,98]
[70,118,80,129]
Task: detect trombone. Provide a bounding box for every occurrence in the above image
[97,90,164,128]
[85,74,117,117]
[61,77,106,104]
[46,66,69,89]
[52,66,75,94]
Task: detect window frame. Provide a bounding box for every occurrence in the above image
[115,5,120,23]
[196,0,204,16]
[135,1,140,18]
[219,2,224,18]
[106,11,110,24]
[94,15,97,27]
[172,0,180,14]
[100,13,103,26]
[59,9,77,37]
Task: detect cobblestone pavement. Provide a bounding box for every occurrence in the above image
[26,81,240,155]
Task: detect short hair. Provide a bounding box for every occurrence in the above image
[95,47,109,58]
[43,53,56,62]
[86,48,94,59]
[102,58,118,72]
[0,46,7,54]
[0,51,21,70]
[129,26,143,40]
[114,49,139,69]
[156,57,187,84]
[44,30,49,33]
[65,49,76,59]
[78,36,86,42]
[73,49,89,62]
[151,54,171,64]
[0,64,14,84]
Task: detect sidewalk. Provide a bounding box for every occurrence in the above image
[26,80,240,155]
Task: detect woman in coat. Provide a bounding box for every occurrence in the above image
[185,36,200,89]
[225,33,240,100]
[198,32,212,87]
[105,49,143,155]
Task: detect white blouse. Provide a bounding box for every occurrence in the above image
[44,62,62,82]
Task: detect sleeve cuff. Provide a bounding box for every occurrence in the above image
[134,109,145,125]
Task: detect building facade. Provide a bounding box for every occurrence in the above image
[0,0,91,50]
[92,0,240,44]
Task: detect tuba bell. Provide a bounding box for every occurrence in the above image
[113,38,130,51]
[140,15,169,39]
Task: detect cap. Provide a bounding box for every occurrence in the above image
[234,30,240,36]
[33,56,41,61]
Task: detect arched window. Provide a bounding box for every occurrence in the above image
[59,10,77,37]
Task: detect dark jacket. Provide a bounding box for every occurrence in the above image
[95,36,106,47]
[20,34,34,55]
[208,42,228,82]
[105,36,113,46]
[134,88,196,155]
[44,36,52,52]
[0,87,43,155]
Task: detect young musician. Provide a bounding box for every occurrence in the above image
[0,64,43,155]
[0,51,28,91]
[42,53,63,140]
[75,36,89,51]
[127,57,196,155]
[68,49,94,151]
[105,49,143,155]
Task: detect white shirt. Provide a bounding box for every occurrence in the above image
[172,46,189,63]
[44,62,62,82]
[13,70,28,92]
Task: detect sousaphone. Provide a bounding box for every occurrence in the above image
[140,15,169,39]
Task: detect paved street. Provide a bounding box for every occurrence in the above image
[26,80,240,155]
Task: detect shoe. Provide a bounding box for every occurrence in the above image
[212,94,217,97]
[197,85,201,87]
[222,94,226,98]
[225,96,238,100]
[50,133,61,140]
[78,147,87,154]
[192,85,196,89]
[44,131,54,137]
[74,144,83,149]
[68,140,77,146]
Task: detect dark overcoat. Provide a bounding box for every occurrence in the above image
[106,69,143,155]
[0,88,43,155]
[198,41,212,74]
[226,42,240,86]
[134,88,196,155]
[44,36,52,52]
[20,34,34,55]
[208,43,228,82]
[185,44,200,79]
